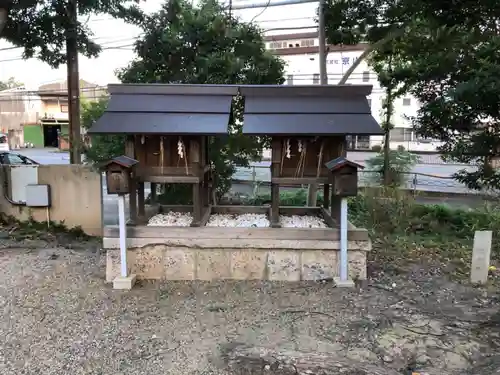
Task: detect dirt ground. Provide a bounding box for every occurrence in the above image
[1,238,500,375]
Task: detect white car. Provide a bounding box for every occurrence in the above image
[0,133,9,152]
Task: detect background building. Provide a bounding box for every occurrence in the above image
[264,31,442,151]
[0,80,106,150]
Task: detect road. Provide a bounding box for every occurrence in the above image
[233,152,479,195]
[14,148,487,225]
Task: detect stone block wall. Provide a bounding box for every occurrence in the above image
[105,243,370,282]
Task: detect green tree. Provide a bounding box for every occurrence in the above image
[0,0,142,67]
[81,97,125,164]
[323,0,500,191]
[0,76,23,90]
[86,0,285,200]
[391,25,500,191]
[366,146,420,186]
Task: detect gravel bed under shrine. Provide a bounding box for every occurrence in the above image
[279,214,328,228]
[147,212,193,227]
[206,213,270,227]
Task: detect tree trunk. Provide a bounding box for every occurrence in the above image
[307,23,329,207]
[221,344,402,375]
[383,86,393,186]
[383,123,391,185]
[338,27,405,85]
[0,8,8,35]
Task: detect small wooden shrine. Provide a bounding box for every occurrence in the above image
[88,84,238,226]
[102,155,139,195]
[240,85,382,227]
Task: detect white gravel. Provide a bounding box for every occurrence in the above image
[206,213,270,227]
[279,215,328,228]
[205,213,328,228]
[147,212,193,227]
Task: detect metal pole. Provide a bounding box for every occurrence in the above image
[318,0,327,85]
[118,194,128,277]
[340,197,348,281]
[66,0,82,164]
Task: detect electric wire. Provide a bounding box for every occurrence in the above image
[249,0,272,22]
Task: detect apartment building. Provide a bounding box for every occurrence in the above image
[264,32,441,151]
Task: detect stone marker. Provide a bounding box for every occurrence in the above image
[470,231,493,284]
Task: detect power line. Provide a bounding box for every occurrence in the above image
[231,0,317,10]
[257,16,314,23]
[249,0,272,22]
[0,34,143,55]
[264,26,316,32]
[0,40,138,63]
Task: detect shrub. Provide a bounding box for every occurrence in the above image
[366,148,420,187]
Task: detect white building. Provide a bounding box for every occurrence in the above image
[263,31,441,151]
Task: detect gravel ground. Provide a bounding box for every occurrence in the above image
[1,244,500,375]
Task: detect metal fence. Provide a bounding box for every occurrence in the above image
[232,165,492,196]
[346,151,471,166]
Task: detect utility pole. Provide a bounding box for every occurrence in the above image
[307,0,327,206]
[66,0,82,164]
[0,0,11,36]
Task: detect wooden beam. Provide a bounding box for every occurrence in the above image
[272,177,330,185]
[323,184,330,209]
[199,205,212,227]
[125,135,137,224]
[320,207,337,228]
[137,182,145,218]
[103,225,371,241]
[137,175,200,184]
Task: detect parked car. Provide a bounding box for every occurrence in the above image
[0,133,9,152]
[0,152,39,165]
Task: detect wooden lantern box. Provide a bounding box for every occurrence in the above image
[102,155,139,195]
[325,156,364,197]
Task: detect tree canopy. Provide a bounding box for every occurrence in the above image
[0,0,143,67]
[323,0,500,191]
[0,76,23,90]
[84,0,285,199]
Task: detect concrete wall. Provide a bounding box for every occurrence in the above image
[0,165,102,235]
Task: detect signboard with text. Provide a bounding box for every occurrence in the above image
[327,56,356,66]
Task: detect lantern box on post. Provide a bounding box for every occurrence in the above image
[102,155,139,195]
[325,156,364,197]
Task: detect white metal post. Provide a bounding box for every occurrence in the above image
[340,197,348,281]
[118,194,128,278]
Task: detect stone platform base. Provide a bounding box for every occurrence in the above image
[103,225,371,282]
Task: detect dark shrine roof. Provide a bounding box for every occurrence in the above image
[87,84,238,135]
[239,85,383,136]
[324,156,364,171]
[104,155,139,168]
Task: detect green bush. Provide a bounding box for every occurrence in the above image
[243,189,324,206]
[366,148,420,186]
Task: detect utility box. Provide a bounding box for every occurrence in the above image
[26,184,51,207]
[102,155,138,195]
[325,156,364,197]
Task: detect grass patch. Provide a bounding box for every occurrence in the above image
[348,188,500,281]
[0,213,92,242]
